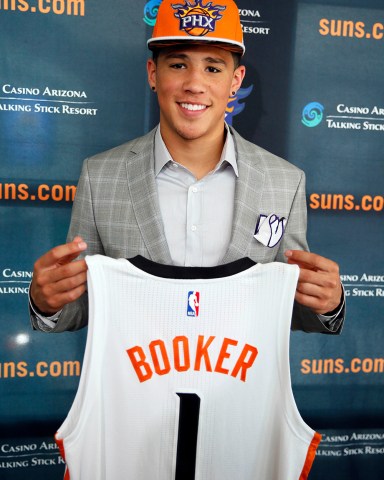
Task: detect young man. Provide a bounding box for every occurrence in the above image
[29,0,344,333]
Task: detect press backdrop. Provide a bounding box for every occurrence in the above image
[0,0,383,478]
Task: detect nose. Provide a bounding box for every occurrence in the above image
[182,66,207,95]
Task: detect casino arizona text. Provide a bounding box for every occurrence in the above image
[2,84,87,99]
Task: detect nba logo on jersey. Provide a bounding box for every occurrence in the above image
[187,291,200,317]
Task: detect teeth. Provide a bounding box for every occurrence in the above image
[180,103,206,111]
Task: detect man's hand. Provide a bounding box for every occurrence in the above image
[285,250,342,315]
[30,237,88,315]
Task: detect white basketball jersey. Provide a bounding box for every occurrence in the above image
[56,255,321,480]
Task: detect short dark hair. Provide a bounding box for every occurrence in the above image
[232,52,242,69]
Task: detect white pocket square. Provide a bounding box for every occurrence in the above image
[254,214,287,248]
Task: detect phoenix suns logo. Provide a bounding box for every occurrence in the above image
[172,0,226,37]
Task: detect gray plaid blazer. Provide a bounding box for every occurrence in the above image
[33,126,343,333]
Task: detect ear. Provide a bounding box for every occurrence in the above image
[147,58,157,90]
[231,65,246,94]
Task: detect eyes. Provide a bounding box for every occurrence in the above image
[169,63,222,74]
[206,66,222,73]
[169,63,186,69]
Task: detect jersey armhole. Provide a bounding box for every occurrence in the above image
[276,265,321,448]
[55,255,109,449]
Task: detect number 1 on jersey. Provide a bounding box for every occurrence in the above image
[175,393,201,480]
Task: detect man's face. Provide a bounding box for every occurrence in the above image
[147,45,245,144]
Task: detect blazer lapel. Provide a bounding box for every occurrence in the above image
[125,129,173,264]
[221,129,265,263]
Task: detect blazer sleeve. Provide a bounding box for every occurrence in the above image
[275,171,345,334]
[31,159,103,332]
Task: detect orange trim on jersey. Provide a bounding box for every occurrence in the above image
[55,433,70,480]
[299,432,322,480]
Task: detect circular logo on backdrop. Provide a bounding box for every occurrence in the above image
[144,0,162,26]
[301,102,324,127]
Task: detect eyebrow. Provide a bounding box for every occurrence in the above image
[164,53,227,66]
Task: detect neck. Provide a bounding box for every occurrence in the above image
[160,125,227,180]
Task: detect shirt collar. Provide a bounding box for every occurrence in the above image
[154,124,239,178]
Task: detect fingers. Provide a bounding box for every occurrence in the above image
[31,238,88,315]
[37,255,87,285]
[32,266,88,314]
[35,237,87,270]
[294,281,342,314]
[285,250,342,314]
[285,250,339,274]
[296,264,339,290]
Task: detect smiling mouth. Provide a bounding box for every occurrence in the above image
[179,103,208,112]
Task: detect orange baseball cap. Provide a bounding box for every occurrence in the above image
[147,0,245,55]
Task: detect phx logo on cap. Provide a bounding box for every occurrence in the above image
[173,0,226,37]
[148,0,245,54]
